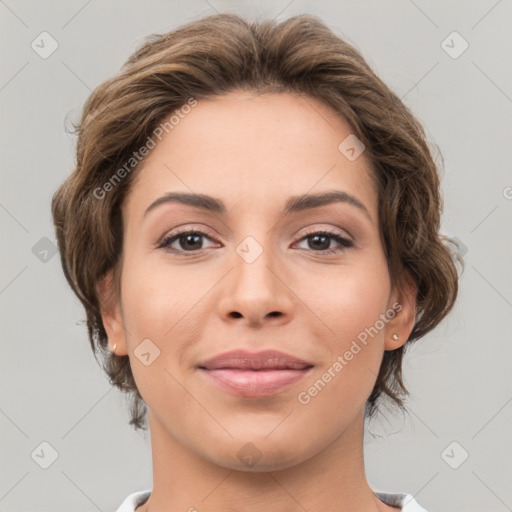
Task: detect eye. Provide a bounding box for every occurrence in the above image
[157,228,354,256]
[294,229,353,255]
[158,229,218,254]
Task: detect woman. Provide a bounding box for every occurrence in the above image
[51,12,462,512]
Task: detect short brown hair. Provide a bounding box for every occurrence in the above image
[51,12,463,430]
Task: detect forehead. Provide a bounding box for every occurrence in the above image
[124,91,377,223]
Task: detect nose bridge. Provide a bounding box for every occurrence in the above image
[234,228,280,298]
[217,225,293,325]
[231,211,277,277]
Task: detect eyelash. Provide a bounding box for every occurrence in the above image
[157,227,354,256]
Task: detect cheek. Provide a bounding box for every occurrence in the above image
[302,255,391,342]
[296,274,389,418]
[298,256,390,393]
[121,255,206,335]
[118,256,212,394]
[119,273,195,420]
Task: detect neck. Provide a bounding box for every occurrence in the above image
[137,410,395,512]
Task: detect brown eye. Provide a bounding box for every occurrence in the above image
[158,230,217,254]
[295,230,353,255]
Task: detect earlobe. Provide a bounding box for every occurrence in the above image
[384,270,418,351]
[96,270,128,355]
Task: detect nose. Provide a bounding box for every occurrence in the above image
[216,236,294,328]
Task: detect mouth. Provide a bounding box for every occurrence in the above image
[197,349,314,398]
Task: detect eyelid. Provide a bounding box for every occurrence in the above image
[156,224,218,246]
[299,225,353,243]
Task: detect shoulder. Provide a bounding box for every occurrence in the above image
[115,490,151,512]
[375,492,428,512]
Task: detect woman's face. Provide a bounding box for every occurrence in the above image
[102,91,415,470]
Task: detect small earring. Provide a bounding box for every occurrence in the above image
[392,334,399,341]
[111,343,117,352]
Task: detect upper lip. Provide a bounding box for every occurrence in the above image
[197,350,314,370]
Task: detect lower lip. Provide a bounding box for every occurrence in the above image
[199,368,311,398]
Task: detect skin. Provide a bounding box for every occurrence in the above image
[99,91,417,512]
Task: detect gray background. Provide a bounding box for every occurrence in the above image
[1,1,511,511]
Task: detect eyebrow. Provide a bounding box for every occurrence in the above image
[143,190,372,223]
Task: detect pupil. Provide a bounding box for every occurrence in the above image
[310,234,329,250]
[183,234,201,250]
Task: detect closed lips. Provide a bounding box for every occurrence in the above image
[197,350,314,398]
[197,350,314,371]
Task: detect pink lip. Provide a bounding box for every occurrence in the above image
[197,349,314,398]
[198,349,313,370]
[200,368,312,398]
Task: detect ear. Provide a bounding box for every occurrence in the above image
[96,269,128,356]
[384,269,417,351]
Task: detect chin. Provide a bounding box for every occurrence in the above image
[198,435,315,473]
